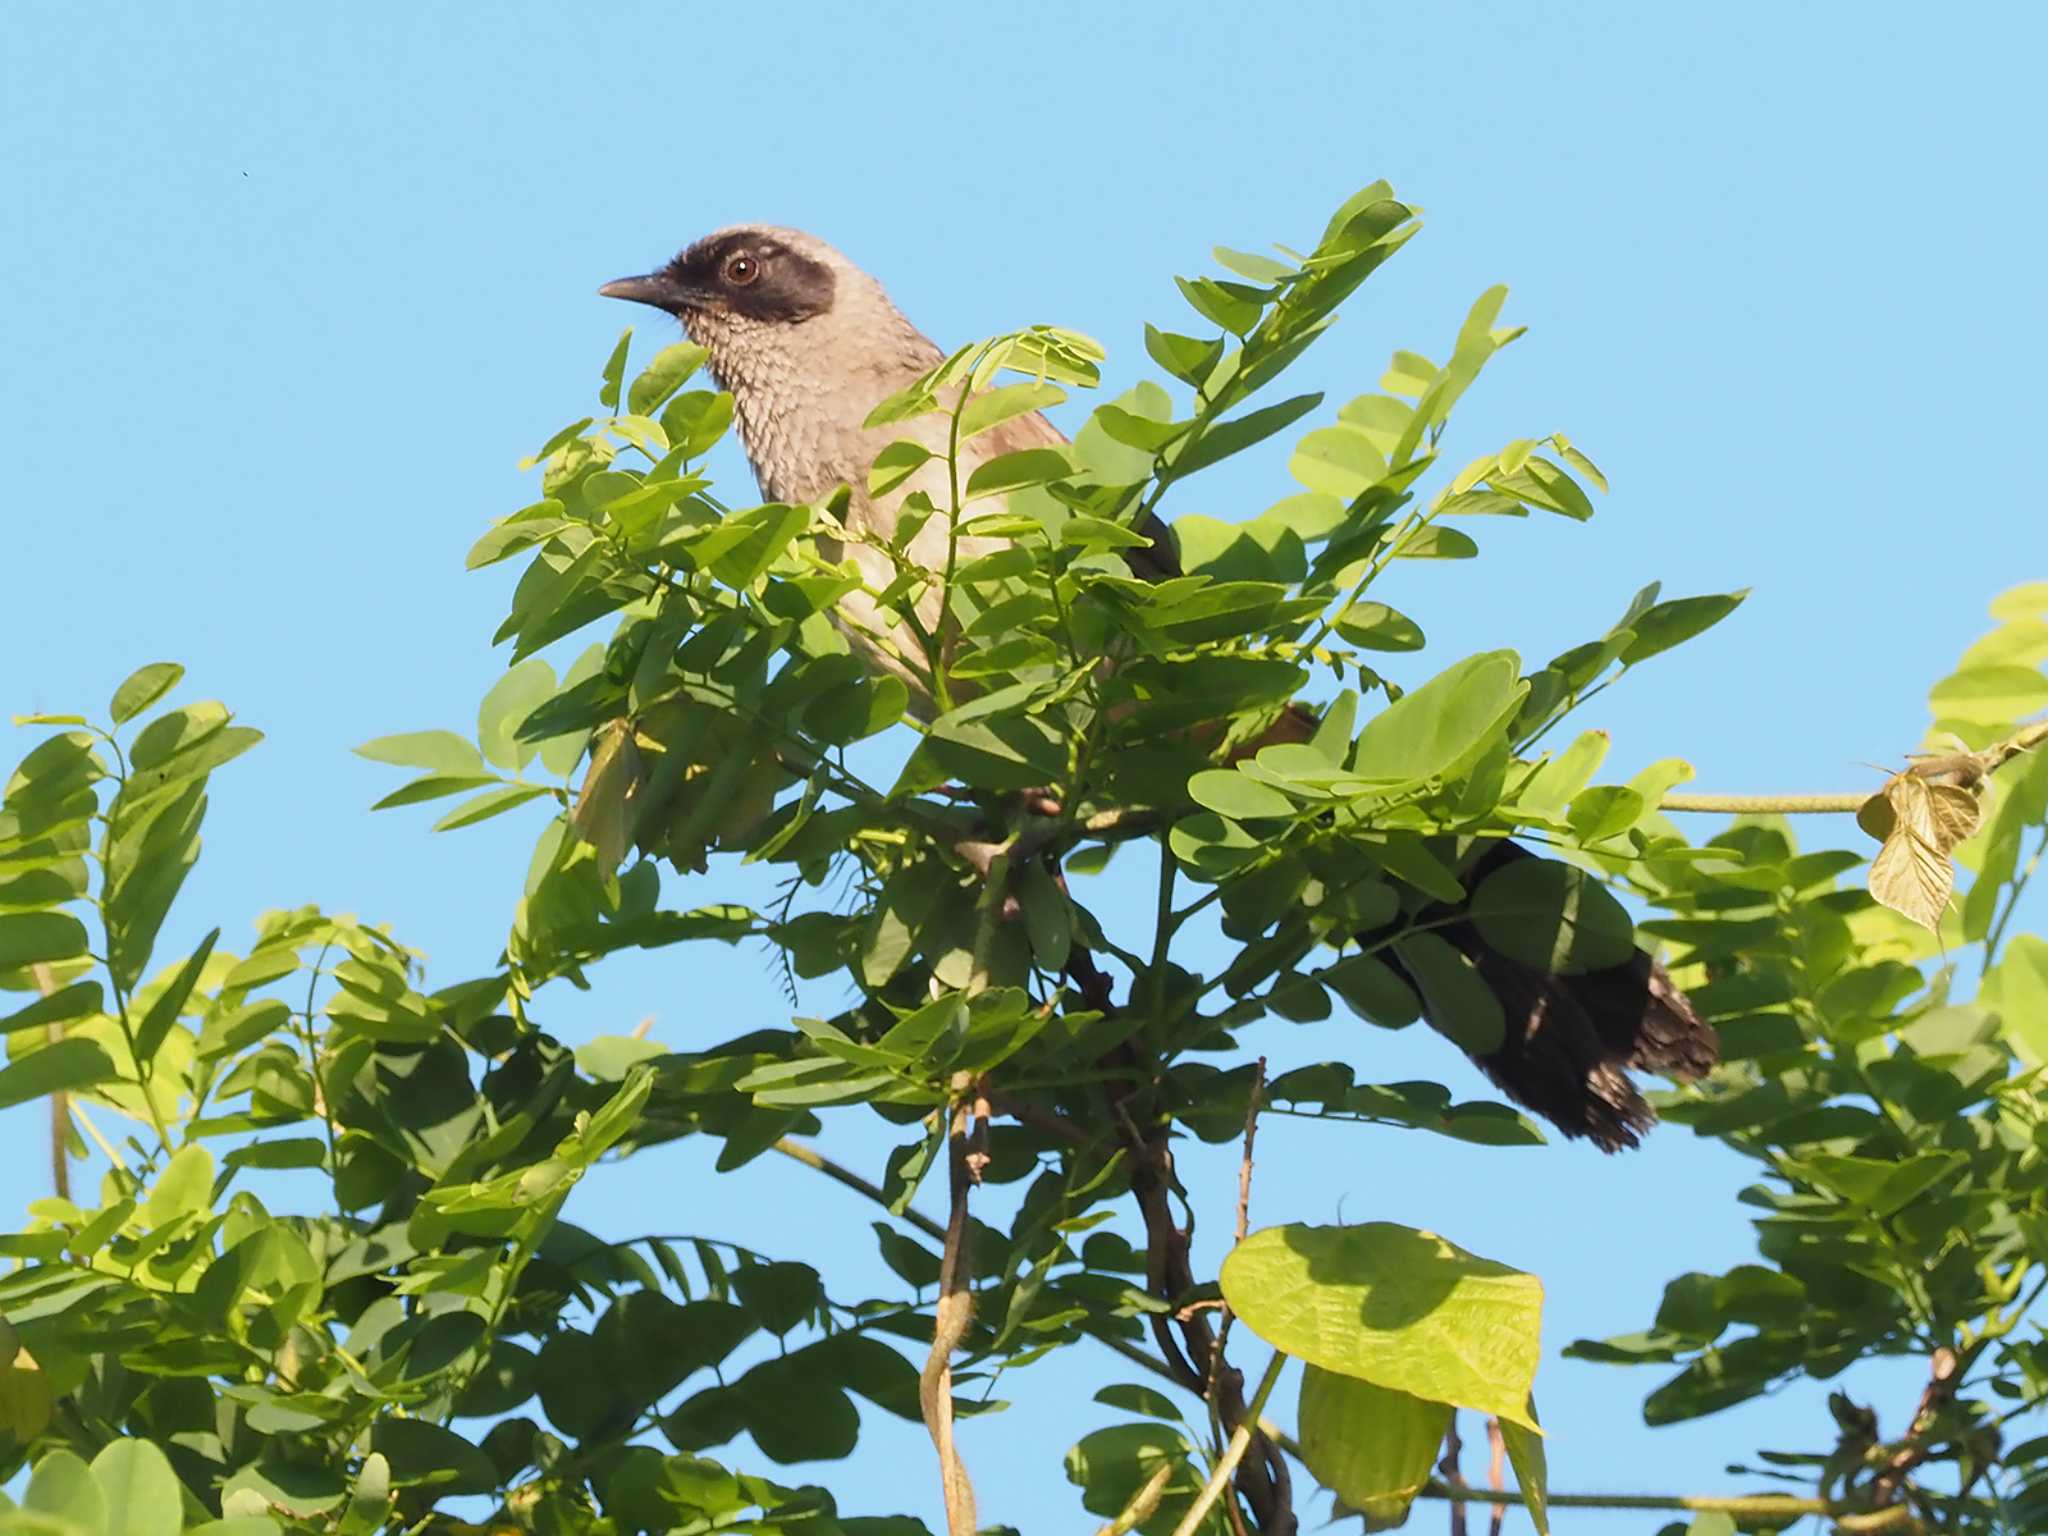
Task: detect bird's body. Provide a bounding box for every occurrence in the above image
[600,225,1718,1149]
[604,227,1057,709]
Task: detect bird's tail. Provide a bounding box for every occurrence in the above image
[1385,840,1718,1151]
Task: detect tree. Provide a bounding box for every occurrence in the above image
[1,182,2044,1536]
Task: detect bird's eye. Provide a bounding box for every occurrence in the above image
[725,253,760,286]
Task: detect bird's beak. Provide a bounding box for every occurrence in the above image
[597,271,700,312]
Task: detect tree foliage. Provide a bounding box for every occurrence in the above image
[2,183,2046,1535]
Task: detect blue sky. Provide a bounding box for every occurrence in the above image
[4,3,2045,1528]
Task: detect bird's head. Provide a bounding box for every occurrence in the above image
[599,225,846,338]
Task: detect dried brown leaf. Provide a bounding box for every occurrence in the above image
[1862,771,1983,931]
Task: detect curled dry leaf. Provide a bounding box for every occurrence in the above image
[1857,771,1983,932]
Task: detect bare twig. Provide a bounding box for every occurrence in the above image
[1235,1058,1266,1249]
[1485,1418,1504,1536]
[920,1092,980,1536]
[1438,1415,1467,1536]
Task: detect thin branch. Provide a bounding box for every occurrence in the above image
[770,1134,1200,1393]
[1870,1346,1960,1510]
[920,1093,979,1536]
[1660,718,2047,816]
[1419,1483,1831,1517]
[1438,1415,1467,1536]
[1662,792,1873,814]
[1484,1418,1504,1536]
[1170,1351,1288,1536]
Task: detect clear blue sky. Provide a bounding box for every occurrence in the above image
[4,3,2045,1527]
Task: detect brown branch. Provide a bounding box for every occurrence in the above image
[1438,1415,1467,1536]
[1869,1346,1959,1511]
[920,1091,980,1536]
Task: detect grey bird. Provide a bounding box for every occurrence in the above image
[599,226,1718,1149]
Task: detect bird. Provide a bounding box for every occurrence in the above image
[599,225,1719,1149]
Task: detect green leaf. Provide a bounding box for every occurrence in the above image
[0,1040,116,1114]
[1296,1366,1448,1529]
[964,448,1071,501]
[1334,601,1424,652]
[89,1439,182,1536]
[1499,1412,1550,1534]
[144,1145,215,1227]
[1929,664,2048,727]
[959,380,1065,439]
[627,341,708,416]
[2,981,103,1038]
[1986,934,2048,1069]
[477,659,558,773]
[598,329,632,409]
[109,664,185,726]
[1324,954,1420,1029]
[1394,525,1478,559]
[24,1450,103,1529]
[660,390,736,458]
[368,1420,497,1495]
[1469,857,1635,974]
[732,1261,823,1334]
[867,440,932,498]
[693,503,810,588]
[432,784,551,832]
[1219,1222,1542,1428]
[1093,1383,1183,1421]
[1171,392,1324,479]
[354,731,484,777]
[1144,325,1225,388]
[1393,933,1505,1055]
[133,928,219,1065]
[0,911,89,969]
[1352,651,1525,787]
[1290,424,1385,501]
[1187,770,1296,821]
[1619,592,1748,665]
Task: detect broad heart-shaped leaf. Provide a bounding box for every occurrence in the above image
[1352,651,1525,788]
[1219,1222,1542,1429]
[89,1438,182,1536]
[1296,1367,1448,1529]
[1468,857,1635,974]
